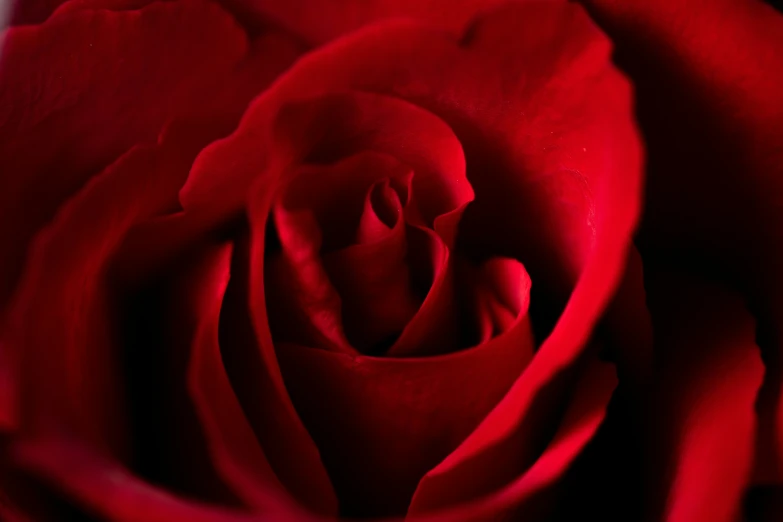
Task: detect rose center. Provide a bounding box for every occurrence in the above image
[263,148,531,360]
[264,152,426,355]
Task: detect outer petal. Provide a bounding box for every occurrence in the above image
[1,119,261,519]
[538,248,654,522]
[578,0,783,278]
[0,0,300,429]
[0,0,299,316]
[218,232,338,515]
[408,359,618,522]
[4,119,225,447]
[577,0,783,482]
[186,242,312,518]
[642,272,764,522]
[0,114,296,518]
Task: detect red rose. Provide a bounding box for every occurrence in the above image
[0,0,781,521]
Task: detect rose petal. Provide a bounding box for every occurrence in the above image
[322,188,422,353]
[576,0,783,264]
[238,92,474,360]
[2,116,232,446]
[218,233,338,515]
[408,360,618,521]
[269,92,475,235]
[116,243,257,504]
[259,145,464,359]
[266,206,354,353]
[276,152,413,250]
[266,258,532,516]
[0,115,244,515]
[274,306,535,517]
[383,226,457,357]
[463,257,533,343]
[577,0,783,483]
[637,272,764,522]
[264,152,422,355]
[186,241,310,516]
[182,93,471,237]
[406,338,599,512]
[397,2,638,508]
[0,9,301,438]
[357,178,403,241]
[539,249,653,521]
[105,27,301,290]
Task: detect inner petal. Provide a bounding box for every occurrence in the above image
[265,153,426,355]
[266,206,353,353]
[325,178,422,354]
[356,178,402,244]
[466,257,531,344]
[277,151,413,251]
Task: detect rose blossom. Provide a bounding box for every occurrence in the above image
[1,0,782,521]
